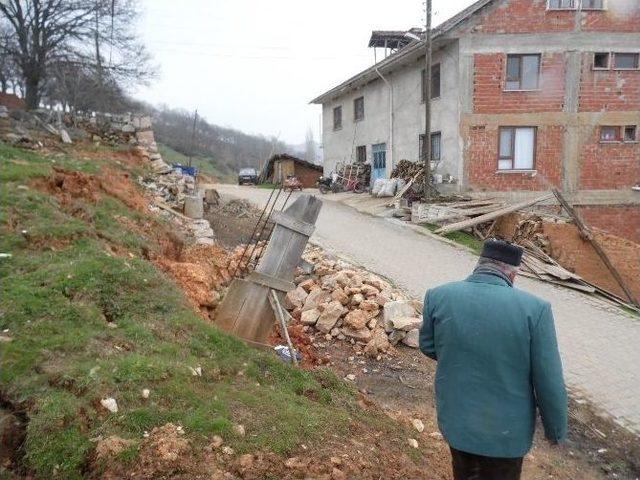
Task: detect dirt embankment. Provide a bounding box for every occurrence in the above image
[497,213,640,301]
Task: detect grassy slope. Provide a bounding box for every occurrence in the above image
[0,143,403,478]
[157,143,235,183]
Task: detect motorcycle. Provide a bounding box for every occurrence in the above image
[317,175,338,194]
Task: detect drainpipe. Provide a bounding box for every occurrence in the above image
[374,49,393,176]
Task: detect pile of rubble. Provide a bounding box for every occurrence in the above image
[282,246,424,357]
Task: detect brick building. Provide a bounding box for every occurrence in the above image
[311,0,640,242]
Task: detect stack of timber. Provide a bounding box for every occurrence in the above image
[391,159,425,182]
[412,198,505,227]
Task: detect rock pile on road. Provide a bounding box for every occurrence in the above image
[283,246,424,356]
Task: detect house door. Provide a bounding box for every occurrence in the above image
[372,143,387,183]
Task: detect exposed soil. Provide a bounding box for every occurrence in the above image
[496,213,640,301]
[204,196,267,248]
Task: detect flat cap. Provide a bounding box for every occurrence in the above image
[481,239,523,266]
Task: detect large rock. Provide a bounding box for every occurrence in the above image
[316,301,344,333]
[343,309,369,330]
[364,276,392,292]
[350,293,364,306]
[391,317,423,331]
[300,308,321,325]
[331,288,350,306]
[388,329,407,345]
[283,286,308,310]
[363,328,392,357]
[374,291,392,306]
[402,329,420,348]
[341,326,372,342]
[302,288,332,312]
[383,300,417,331]
[361,284,380,298]
[298,278,317,293]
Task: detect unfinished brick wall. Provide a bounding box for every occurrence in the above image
[466,124,563,191]
[579,55,640,112]
[576,205,640,244]
[580,5,640,32]
[473,53,566,114]
[579,126,640,190]
[464,0,640,34]
[466,0,575,34]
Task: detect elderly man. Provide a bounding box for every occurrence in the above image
[419,239,567,480]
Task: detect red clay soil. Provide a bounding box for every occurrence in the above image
[497,213,640,301]
[36,166,149,214]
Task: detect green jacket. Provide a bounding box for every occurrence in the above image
[419,272,567,458]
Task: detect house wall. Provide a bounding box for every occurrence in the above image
[293,163,323,188]
[321,41,461,183]
[457,0,640,242]
[318,0,639,241]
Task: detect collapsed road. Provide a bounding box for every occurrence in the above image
[212,183,640,438]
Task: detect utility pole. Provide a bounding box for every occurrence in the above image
[423,0,433,200]
[187,109,198,168]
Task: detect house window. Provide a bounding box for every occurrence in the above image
[613,53,639,70]
[624,126,637,142]
[548,0,576,9]
[593,52,610,69]
[506,54,540,90]
[354,96,364,121]
[600,126,620,142]
[582,0,604,9]
[421,63,441,101]
[333,106,342,130]
[498,127,536,170]
[356,145,367,163]
[419,132,442,162]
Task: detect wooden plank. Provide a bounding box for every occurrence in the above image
[394,172,420,199]
[269,290,298,366]
[214,194,322,343]
[271,211,315,236]
[435,193,554,234]
[552,189,639,307]
[247,271,295,292]
[428,204,505,224]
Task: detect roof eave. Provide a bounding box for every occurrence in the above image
[309,0,496,105]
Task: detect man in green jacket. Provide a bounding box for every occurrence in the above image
[419,239,567,480]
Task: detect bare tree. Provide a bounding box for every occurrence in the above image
[0,0,155,110]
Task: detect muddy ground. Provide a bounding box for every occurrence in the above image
[210,191,640,480]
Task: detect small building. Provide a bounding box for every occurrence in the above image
[0,93,25,110]
[261,154,323,188]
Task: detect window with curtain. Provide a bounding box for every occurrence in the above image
[498,127,536,170]
[506,54,541,90]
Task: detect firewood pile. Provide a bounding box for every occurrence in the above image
[280,246,425,358]
[391,159,425,181]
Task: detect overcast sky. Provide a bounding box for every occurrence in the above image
[136,0,478,145]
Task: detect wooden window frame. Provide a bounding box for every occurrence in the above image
[333,105,342,131]
[580,0,605,10]
[547,0,576,10]
[419,132,442,162]
[354,96,365,122]
[593,52,611,70]
[612,52,640,71]
[356,145,367,163]
[505,54,541,91]
[421,63,441,102]
[624,126,638,143]
[599,126,622,143]
[497,126,537,171]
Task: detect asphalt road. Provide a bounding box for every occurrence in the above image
[215,184,640,435]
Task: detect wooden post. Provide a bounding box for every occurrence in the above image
[552,189,638,307]
[214,194,322,343]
